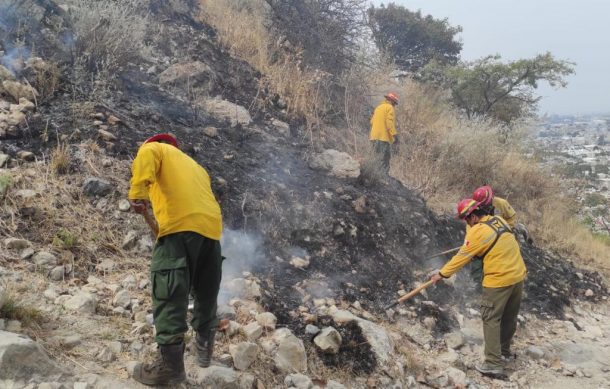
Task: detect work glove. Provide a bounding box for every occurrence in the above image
[129,199,151,215]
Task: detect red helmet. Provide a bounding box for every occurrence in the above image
[472,185,494,206]
[385,92,399,104]
[144,133,178,148]
[457,198,481,219]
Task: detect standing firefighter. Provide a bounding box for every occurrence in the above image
[369,92,399,174]
[430,199,527,377]
[128,134,223,386]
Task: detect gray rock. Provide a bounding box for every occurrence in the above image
[57,335,82,350]
[272,328,294,343]
[326,380,347,389]
[356,318,394,365]
[118,199,131,212]
[446,367,467,387]
[5,320,21,332]
[37,383,61,389]
[284,373,313,389]
[274,334,307,373]
[97,346,115,362]
[305,324,320,336]
[0,331,62,379]
[19,248,34,260]
[309,149,360,178]
[14,189,37,200]
[228,342,258,371]
[444,331,465,349]
[121,275,137,290]
[217,304,236,320]
[271,119,290,136]
[526,345,545,359]
[63,292,97,314]
[242,322,263,341]
[0,153,9,168]
[48,266,65,281]
[112,290,131,309]
[3,238,30,250]
[33,251,57,267]
[192,365,239,388]
[332,309,357,324]
[313,327,342,354]
[202,97,252,127]
[226,278,261,299]
[121,231,138,250]
[255,312,277,330]
[203,126,218,138]
[73,382,88,389]
[83,177,112,197]
[125,361,139,377]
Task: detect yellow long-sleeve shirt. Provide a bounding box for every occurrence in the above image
[492,197,516,228]
[128,142,222,241]
[441,215,526,288]
[369,100,397,144]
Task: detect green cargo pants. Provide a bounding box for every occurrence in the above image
[150,231,222,345]
[371,140,391,174]
[480,280,524,367]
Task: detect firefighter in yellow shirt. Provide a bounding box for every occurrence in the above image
[431,199,527,377]
[128,134,222,385]
[369,92,399,174]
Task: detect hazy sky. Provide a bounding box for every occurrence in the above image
[377,0,610,115]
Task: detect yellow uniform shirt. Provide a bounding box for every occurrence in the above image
[369,100,397,144]
[441,215,526,288]
[492,197,516,228]
[128,142,222,241]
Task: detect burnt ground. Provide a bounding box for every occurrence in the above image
[2,0,608,360]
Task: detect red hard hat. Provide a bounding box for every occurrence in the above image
[385,92,399,104]
[144,133,178,148]
[457,198,481,220]
[472,185,494,206]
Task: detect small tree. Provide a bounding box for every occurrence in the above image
[422,53,575,124]
[263,0,368,74]
[368,3,462,72]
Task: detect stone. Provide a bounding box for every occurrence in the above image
[43,288,59,301]
[2,80,38,101]
[14,189,37,199]
[97,346,115,363]
[242,322,263,341]
[446,367,466,387]
[203,126,218,138]
[326,381,347,389]
[0,331,61,379]
[284,373,313,389]
[0,153,9,167]
[125,361,139,377]
[584,289,594,297]
[19,248,34,260]
[192,365,239,388]
[225,321,241,337]
[309,149,360,178]
[16,151,34,161]
[33,251,57,268]
[97,129,117,142]
[423,317,436,330]
[202,97,252,126]
[49,266,65,281]
[274,335,307,373]
[118,199,131,212]
[273,328,294,343]
[63,292,97,314]
[107,341,122,355]
[82,177,112,197]
[526,345,545,359]
[73,382,88,389]
[159,61,213,85]
[290,256,310,268]
[229,342,258,370]
[582,325,603,339]
[217,304,237,320]
[332,309,357,325]
[58,335,81,349]
[271,119,290,136]
[255,312,277,330]
[4,238,30,250]
[313,327,342,354]
[444,331,465,349]
[17,98,35,112]
[5,320,21,332]
[305,324,320,336]
[356,318,394,365]
[112,290,131,309]
[107,115,120,126]
[226,278,261,299]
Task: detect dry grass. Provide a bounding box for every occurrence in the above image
[199,0,333,131]
[50,142,70,174]
[0,292,45,329]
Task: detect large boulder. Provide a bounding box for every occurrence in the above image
[309,149,360,178]
[202,97,252,126]
[274,335,307,373]
[0,331,62,379]
[229,342,258,371]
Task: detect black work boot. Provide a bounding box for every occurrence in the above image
[196,329,216,367]
[133,343,186,386]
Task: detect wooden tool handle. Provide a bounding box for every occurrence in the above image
[142,211,159,237]
[396,279,435,303]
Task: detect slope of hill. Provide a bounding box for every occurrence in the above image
[0,1,608,388]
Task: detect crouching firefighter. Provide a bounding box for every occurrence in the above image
[430,199,527,377]
[128,133,223,386]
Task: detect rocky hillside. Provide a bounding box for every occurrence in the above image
[0,1,609,388]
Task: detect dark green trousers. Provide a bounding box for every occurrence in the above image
[480,281,524,367]
[470,258,483,291]
[151,231,222,345]
[371,140,391,174]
